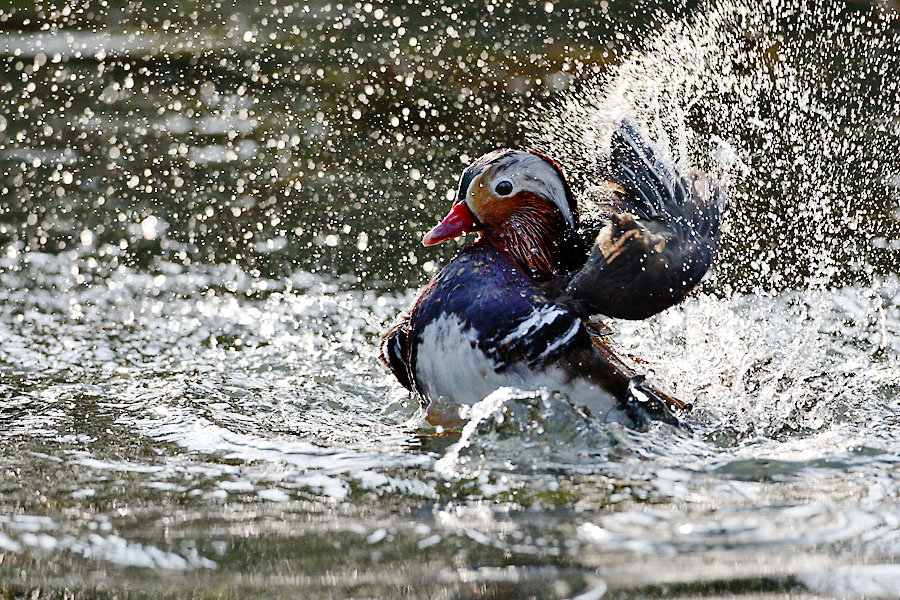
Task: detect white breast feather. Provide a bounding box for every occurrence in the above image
[415,313,628,426]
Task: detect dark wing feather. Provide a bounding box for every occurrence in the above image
[563,120,726,320]
[482,304,584,371]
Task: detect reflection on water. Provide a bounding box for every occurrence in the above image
[2,248,899,597]
[1,0,899,598]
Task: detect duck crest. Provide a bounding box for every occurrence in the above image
[480,193,584,281]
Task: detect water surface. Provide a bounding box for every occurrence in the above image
[1,0,900,598]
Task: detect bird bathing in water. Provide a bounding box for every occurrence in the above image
[380,120,726,429]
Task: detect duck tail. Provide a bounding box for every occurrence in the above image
[379,317,413,391]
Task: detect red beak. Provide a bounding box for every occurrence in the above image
[422,202,480,246]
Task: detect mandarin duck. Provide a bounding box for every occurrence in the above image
[380,121,726,429]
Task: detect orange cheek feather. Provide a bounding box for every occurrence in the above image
[470,185,516,226]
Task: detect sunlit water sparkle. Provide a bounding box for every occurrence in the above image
[1,0,899,598]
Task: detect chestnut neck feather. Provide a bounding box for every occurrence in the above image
[479,193,584,282]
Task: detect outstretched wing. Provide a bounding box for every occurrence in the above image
[562,120,726,320]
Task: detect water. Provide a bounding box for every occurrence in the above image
[1,0,899,598]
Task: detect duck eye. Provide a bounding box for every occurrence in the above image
[495,181,513,196]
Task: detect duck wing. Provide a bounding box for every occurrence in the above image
[561,120,726,320]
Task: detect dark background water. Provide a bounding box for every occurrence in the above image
[1,0,681,288]
[4,0,895,292]
[2,1,900,599]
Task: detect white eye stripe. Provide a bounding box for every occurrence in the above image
[463,150,576,228]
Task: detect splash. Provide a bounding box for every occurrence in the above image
[2,1,900,595]
[527,0,900,292]
[514,0,900,453]
[434,387,516,477]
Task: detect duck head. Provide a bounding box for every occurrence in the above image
[423,149,584,280]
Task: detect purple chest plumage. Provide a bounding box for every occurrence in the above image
[407,244,586,412]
